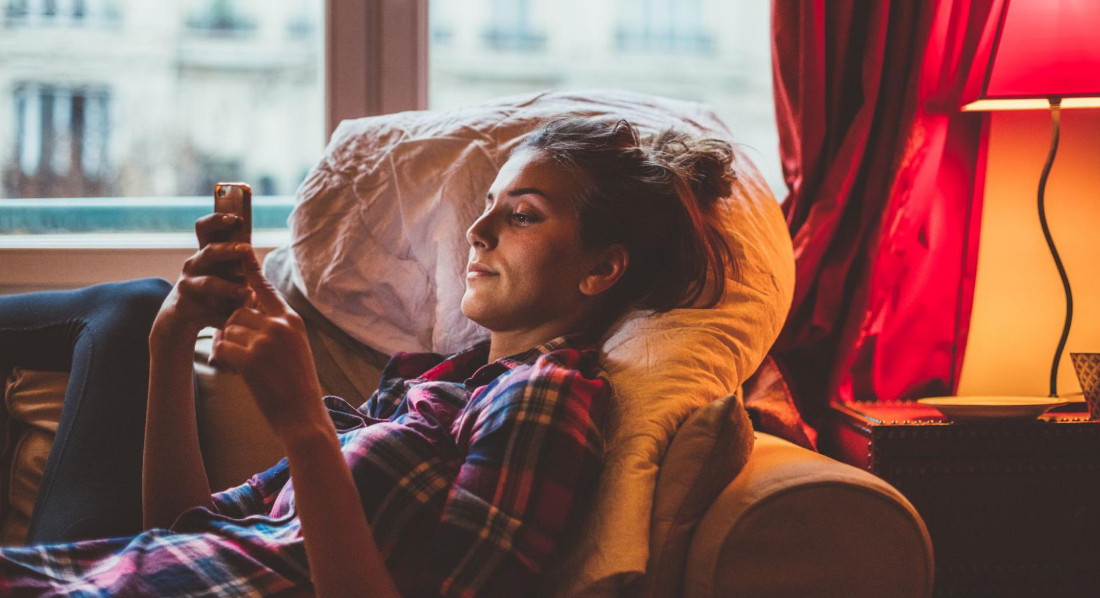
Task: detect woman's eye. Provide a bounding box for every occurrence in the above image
[511,212,537,224]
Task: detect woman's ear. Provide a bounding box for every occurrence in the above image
[580,244,629,297]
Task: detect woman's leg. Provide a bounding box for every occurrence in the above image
[0,278,171,543]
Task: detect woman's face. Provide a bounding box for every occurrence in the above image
[461,149,604,337]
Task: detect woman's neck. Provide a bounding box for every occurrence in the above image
[487,319,587,363]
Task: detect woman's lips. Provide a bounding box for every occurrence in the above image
[467,262,497,278]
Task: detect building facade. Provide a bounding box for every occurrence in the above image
[1,0,779,204]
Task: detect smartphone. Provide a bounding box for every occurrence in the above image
[213,182,252,243]
[212,182,252,281]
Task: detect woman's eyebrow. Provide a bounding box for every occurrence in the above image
[508,187,550,200]
[485,188,551,203]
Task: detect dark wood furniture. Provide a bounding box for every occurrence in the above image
[826,401,1100,597]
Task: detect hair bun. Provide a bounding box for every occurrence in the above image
[650,131,736,208]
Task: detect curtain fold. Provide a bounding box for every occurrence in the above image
[764,0,1004,434]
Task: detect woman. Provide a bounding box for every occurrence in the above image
[0,117,737,596]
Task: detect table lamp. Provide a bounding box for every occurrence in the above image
[961,0,1100,398]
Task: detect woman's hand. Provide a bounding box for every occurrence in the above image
[153,214,253,338]
[209,251,330,445]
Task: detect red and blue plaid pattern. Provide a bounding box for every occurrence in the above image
[0,336,609,597]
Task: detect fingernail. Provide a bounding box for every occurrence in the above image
[221,214,237,223]
[235,243,249,251]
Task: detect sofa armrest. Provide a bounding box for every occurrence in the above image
[685,432,933,598]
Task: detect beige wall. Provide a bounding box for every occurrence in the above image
[0,234,281,295]
[958,109,1100,398]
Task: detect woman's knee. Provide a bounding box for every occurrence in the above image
[86,278,171,338]
[122,278,171,316]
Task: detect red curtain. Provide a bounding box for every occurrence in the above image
[766,0,1005,434]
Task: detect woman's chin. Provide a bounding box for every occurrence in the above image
[459,295,486,325]
[460,298,508,333]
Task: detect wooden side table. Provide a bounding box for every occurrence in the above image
[825,401,1100,596]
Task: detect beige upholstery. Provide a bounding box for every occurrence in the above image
[0,368,65,544]
[686,433,934,598]
[192,334,285,492]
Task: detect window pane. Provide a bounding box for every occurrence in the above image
[428,0,783,197]
[0,0,323,234]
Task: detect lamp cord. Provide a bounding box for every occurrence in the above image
[1037,98,1071,398]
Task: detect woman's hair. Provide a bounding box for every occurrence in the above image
[519,117,739,321]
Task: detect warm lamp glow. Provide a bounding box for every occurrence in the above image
[959,0,1100,398]
[963,97,1100,112]
[961,0,1100,111]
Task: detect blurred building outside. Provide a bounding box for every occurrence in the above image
[0,0,779,233]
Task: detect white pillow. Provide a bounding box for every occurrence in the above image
[273,89,794,595]
[283,89,763,356]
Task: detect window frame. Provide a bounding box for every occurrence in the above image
[0,0,429,294]
[326,0,427,136]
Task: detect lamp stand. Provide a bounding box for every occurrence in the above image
[1037,97,1072,398]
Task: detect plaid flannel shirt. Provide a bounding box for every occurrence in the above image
[0,336,609,597]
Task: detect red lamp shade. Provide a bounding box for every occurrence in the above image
[962,0,1100,111]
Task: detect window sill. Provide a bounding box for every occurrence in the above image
[0,231,290,295]
[0,230,289,250]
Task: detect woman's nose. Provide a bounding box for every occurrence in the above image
[466,211,497,249]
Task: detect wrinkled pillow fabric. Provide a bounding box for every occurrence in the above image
[279,89,764,356]
[269,89,794,596]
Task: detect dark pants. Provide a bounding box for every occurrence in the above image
[0,278,171,543]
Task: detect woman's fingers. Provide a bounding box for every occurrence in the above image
[241,251,287,315]
[177,274,251,303]
[222,306,269,331]
[208,328,234,372]
[208,333,244,374]
[174,274,250,329]
[195,213,243,248]
[182,242,252,277]
[209,300,323,438]
[212,312,284,376]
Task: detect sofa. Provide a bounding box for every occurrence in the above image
[0,90,933,597]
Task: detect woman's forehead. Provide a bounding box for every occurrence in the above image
[490,149,583,208]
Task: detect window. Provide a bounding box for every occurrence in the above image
[4,0,120,25]
[4,0,779,235]
[616,0,712,54]
[0,0,323,234]
[185,0,256,34]
[482,0,545,52]
[10,84,111,198]
[2,0,780,291]
[429,0,781,196]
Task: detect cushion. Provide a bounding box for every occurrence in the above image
[1,367,67,545]
[268,89,795,596]
[639,392,754,597]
